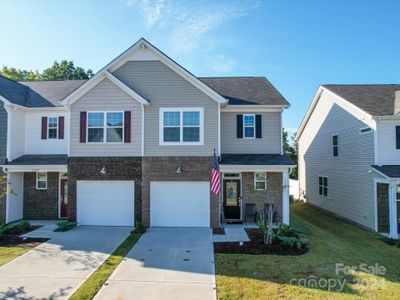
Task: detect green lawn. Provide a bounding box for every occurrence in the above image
[0,246,32,266]
[216,202,400,299]
[69,232,141,300]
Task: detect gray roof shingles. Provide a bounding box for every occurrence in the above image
[220,154,295,166]
[200,77,289,106]
[372,165,400,178]
[0,75,288,107]
[6,154,68,165]
[323,84,400,116]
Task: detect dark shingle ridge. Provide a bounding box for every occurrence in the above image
[322,84,400,116]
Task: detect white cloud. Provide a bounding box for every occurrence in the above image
[126,0,259,73]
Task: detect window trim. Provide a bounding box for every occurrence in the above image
[318,175,328,197]
[243,114,256,139]
[86,111,124,144]
[159,107,204,145]
[332,134,338,157]
[36,172,48,190]
[254,172,267,191]
[47,117,58,140]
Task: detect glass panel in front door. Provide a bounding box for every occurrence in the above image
[226,182,238,206]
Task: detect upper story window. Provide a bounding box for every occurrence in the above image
[254,172,267,190]
[319,176,328,197]
[160,108,203,145]
[332,135,338,157]
[87,112,124,143]
[243,114,255,138]
[396,126,400,149]
[360,127,372,134]
[36,172,47,190]
[48,117,58,139]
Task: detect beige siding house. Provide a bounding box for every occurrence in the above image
[297,84,400,239]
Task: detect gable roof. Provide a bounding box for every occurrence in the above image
[199,77,289,106]
[63,38,227,106]
[323,84,400,116]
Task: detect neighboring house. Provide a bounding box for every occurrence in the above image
[0,38,294,228]
[296,85,400,239]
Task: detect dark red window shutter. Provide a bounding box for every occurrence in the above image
[124,111,131,143]
[236,114,243,138]
[58,116,65,139]
[80,112,87,143]
[256,115,262,138]
[41,117,48,139]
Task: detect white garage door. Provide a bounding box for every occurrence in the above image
[77,181,135,226]
[150,182,210,227]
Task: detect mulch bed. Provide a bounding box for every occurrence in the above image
[214,228,308,256]
[213,228,225,235]
[0,235,48,247]
[0,225,47,248]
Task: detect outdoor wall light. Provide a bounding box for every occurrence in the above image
[100,165,107,175]
[176,165,182,174]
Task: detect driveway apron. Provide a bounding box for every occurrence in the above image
[94,227,216,300]
[0,226,131,300]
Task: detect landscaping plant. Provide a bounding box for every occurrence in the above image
[55,221,76,232]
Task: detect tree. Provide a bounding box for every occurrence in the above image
[283,129,298,180]
[41,60,93,80]
[0,61,93,81]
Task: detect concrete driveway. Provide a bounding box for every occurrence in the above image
[0,226,131,300]
[95,228,216,300]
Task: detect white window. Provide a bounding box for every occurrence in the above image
[332,135,338,157]
[254,172,267,190]
[160,108,203,145]
[36,172,47,189]
[87,112,124,143]
[319,176,328,197]
[48,117,58,139]
[243,114,255,138]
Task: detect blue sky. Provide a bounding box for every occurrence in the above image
[1,0,399,134]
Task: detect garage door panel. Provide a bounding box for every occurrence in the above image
[77,181,135,226]
[150,182,210,227]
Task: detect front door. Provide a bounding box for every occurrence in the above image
[60,179,68,218]
[223,179,241,220]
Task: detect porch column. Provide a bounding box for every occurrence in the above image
[282,171,290,225]
[389,182,398,239]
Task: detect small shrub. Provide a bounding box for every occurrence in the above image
[19,220,31,232]
[56,221,76,232]
[278,235,309,250]
[134,221,146,234]
[278,224,295,237]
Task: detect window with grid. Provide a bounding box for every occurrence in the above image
[319,176,328,197]
[254,172,267,190]
[36,172,47,189]
[88,112,123,143]
[48,117,58,139]
[332,135,338,157]
[243,114,255,138]
[161,109,202,144]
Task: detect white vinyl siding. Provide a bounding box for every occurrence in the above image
[298,90,376,230]
[113,60,218,156]
[8,109,26,160]
[376,120,400,165]
[221,111,281,154]
[70,78,141,157]
[24,111,69,155]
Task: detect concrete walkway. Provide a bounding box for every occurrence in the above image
[95,228,216,300]
[213,227,250,242]
[0,226,131,300]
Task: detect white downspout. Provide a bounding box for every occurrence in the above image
[282,170,290,225]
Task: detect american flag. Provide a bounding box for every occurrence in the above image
[211,152,220,195]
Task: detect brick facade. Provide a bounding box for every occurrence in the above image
[23,172,59,219]
[142,157,219,228]
[68,157,142,222]
[241,172,283,222]
[377,182,389,233]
